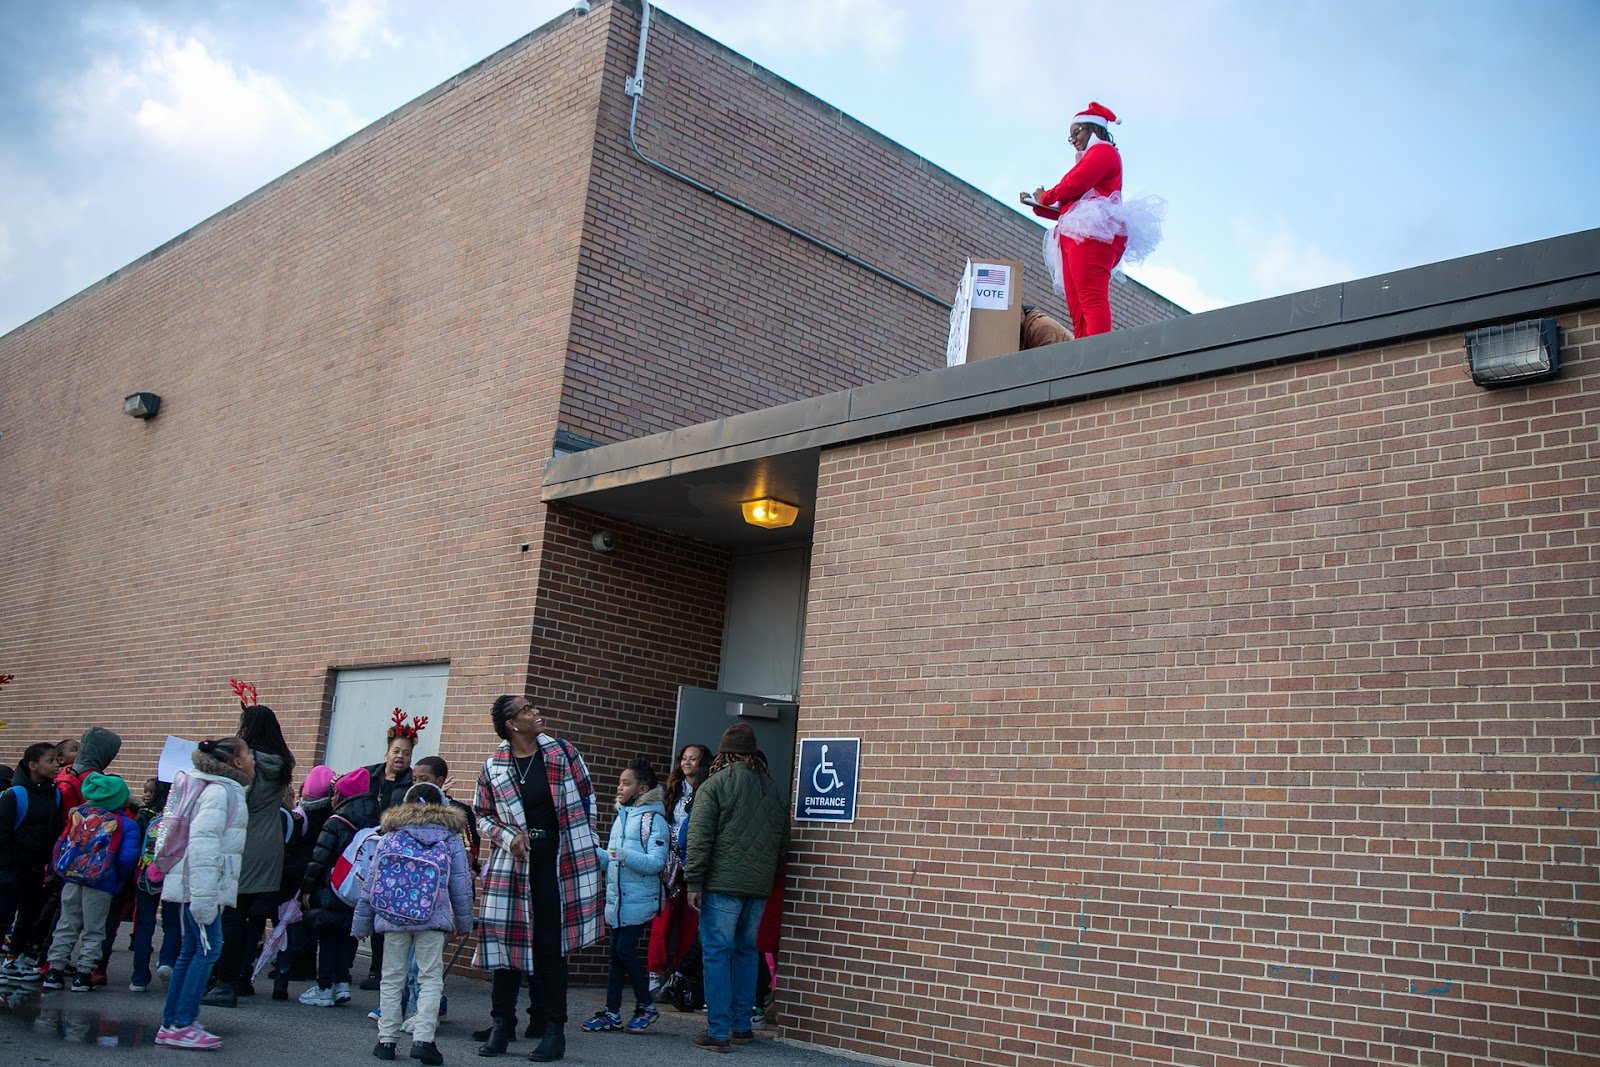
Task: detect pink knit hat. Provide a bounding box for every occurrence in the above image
[302,765,335,800]
[334,766,371,800]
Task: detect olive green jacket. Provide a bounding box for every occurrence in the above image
[684,760,790,898]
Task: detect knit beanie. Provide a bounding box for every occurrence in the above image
[718,722,758,755]
[334,766,371,800]
[302,765,336,800]
[82,772,130,811]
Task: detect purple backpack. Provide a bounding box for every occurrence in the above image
[370,831,452,927]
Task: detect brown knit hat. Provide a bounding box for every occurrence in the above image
[718,723,758,755]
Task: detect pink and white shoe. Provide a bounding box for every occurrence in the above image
[155,1024,223,1050]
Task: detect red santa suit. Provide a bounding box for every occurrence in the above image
[1031,135,1127,338]
[1030,101,1163,339]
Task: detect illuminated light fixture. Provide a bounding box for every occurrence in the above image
[741,497,799,529]
[123,392,162,419]
[1464,318,1561,388]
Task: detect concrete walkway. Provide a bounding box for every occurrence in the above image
[0,952,871,1067]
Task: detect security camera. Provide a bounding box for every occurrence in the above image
[591,530,616,552]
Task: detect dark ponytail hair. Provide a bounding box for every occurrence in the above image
[625,757,658,791]
[237,705,296,778]
[199,736,245,764]
[490,695,521,741]
[16,742,55,782]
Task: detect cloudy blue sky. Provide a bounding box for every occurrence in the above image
[2,0,1597,335]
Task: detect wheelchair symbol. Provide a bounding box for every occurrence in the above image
[812,745,845,793]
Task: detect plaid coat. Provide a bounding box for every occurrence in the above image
[473,735,603,969]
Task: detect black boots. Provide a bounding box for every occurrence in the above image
[411,1041,444,1065]
[477,1019,515,1057]
[200,982,237,1008]
[272,969,290,1001]
[527,1023,565,1063]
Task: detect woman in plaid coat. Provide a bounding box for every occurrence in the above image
[474,696,603,1063]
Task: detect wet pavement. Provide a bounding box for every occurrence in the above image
[0,951,870,1066]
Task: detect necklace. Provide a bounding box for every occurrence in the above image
[511,752,538,787]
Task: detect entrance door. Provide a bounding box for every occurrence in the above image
[673,685,799,797]
[325,663,449,772]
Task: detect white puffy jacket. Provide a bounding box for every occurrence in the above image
[159,750,251,926]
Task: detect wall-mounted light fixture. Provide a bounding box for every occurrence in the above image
[1464,318,1560,388]
[123,392,162,419]
[741,497,799,530]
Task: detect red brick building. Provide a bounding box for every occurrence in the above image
[5,2,1597,1066]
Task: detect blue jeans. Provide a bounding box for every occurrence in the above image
[699,893,765,1041]
[162,905,223,1029]
[130,890,181,986]
[604,923,651,1014]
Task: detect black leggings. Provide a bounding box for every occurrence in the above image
[215,892,273,986]
[489,852,566,1025]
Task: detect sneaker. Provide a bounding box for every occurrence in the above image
[369,1009,383,1022]
[730,1030,755,1044]
[155,1023,223,1050]
[70,973,94,993]
[41,969,66,991]
[400,1016,418,1034]
[648,973,667,996]
[409,1040,443,1066]
[333,982,353,1005]
[299,985,336,1007]
[691,1032,731,1054]
[625,1006,659,1033]
[581,1010,621,1033]
[158,965,174,984]
[372,1041,397,1061]
[130,981,149,992]
[360,973,382,991]
[3,957,41,982]
[88,968,108,987]
[750,1004,767,1030]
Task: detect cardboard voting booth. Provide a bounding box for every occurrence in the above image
[945,258,1024,367]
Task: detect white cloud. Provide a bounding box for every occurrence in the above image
[315,0,402,62]
[67,23,360,164]
[1123,264,1226,313]
[1245,222,1356,299]
[680,0,907,57]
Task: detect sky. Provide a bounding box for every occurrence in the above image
[2,0,1598,336]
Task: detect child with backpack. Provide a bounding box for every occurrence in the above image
[41,772,141,992]
[129,778,182,992]
[580,758,667,1035]
[0,742,63,981]
[299,767,378,1007]
[353,782,473,1064]
[155,736,253,1050]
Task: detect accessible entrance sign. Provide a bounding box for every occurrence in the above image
[795,737,860,823]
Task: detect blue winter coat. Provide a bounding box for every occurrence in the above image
[595,786,667,929]
[352,802,474,937]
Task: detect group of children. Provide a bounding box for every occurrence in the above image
[0,730,718,1064]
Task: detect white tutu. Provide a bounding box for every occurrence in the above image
[1042,190,1167,297]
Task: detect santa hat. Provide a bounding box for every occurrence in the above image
[1072,101,1119,129]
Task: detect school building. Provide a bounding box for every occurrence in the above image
[2,2,1596,1066]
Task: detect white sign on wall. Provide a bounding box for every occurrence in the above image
[970,262,1012,311]
[325,663,449,773]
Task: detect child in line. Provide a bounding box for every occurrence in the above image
[300,767,377,1007]
[0,742,63,981]
[129,778,182,991]
[353,783,473,1065]
[581,758,666,1035]
[42,773,141,991]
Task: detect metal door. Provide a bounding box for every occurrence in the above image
[673,685,799,797]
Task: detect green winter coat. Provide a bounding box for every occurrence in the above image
[683,760,790,898]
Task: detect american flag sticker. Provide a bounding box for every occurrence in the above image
[971,263,1011,311]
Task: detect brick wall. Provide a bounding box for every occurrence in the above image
[786,309,1600,1067]
[0,10,610,780]
[527,505,728,979]
[558,1,1185,446]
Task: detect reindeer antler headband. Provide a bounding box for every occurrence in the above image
[229,678,259,711]
[388,707,429,743]
[0,673,13,730]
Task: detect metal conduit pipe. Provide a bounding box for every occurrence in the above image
[623,3,952,311]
